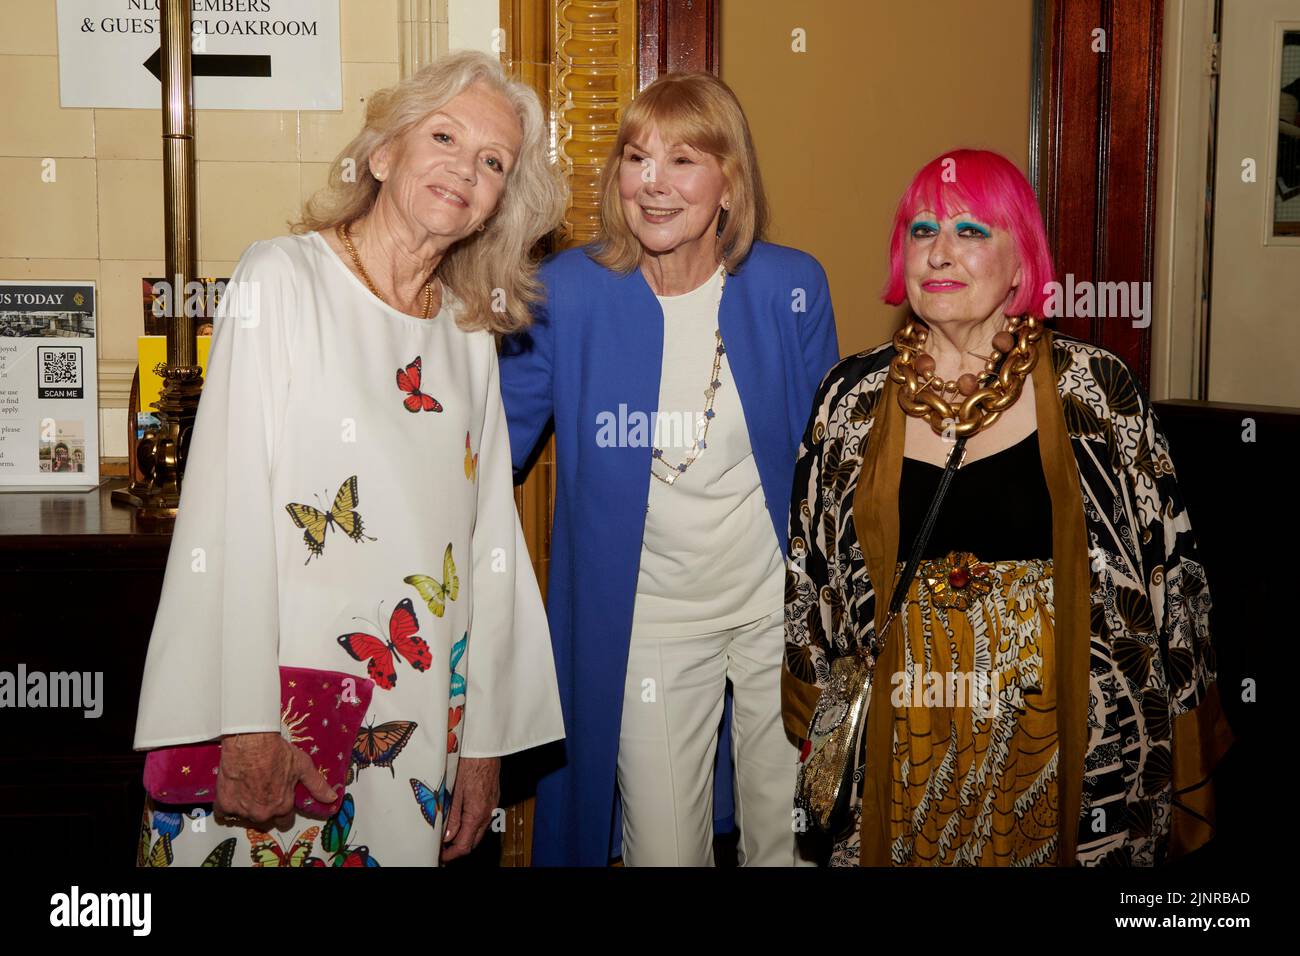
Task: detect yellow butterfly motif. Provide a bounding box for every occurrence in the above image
[202,838,237,867]
[142,835,173,868]
[137,811,173,868]
[285,475,376,564]
[464,431,479,482]
[246,826,320,867]
[404,543,460,618]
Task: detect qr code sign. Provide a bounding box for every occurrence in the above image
[37,345,84,399]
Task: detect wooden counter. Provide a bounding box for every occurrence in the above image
[0,478,169,866]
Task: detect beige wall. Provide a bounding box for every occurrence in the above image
[2,0,1032,459]
[721,0,1034,357]
[0,0,407,459]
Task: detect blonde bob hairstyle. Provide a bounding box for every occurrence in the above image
[589,72,768,275]
[293,50,565,335]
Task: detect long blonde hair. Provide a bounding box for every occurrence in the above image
[589,72,767,274]
[294,51,565,335]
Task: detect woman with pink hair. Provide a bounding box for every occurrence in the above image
[783,149,1233,866]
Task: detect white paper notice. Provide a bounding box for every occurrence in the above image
[56,0,342,110]
[0,282,100,493]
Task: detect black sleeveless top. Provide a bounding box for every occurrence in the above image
[896,431,1053,562]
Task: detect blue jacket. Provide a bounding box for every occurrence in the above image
[499,240,840,866]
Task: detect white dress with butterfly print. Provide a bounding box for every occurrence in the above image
[133,231,565,867]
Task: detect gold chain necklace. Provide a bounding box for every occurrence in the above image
[888,314,1042,438]
[337,221,436,320]
[651,266,727,486]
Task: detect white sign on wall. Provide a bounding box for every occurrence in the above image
[56,0,341,110]
[0,282,100,493]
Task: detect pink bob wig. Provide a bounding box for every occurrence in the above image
[881,149,1055,319]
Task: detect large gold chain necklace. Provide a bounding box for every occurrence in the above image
[888,314,1042,438]
[337,221,436,320]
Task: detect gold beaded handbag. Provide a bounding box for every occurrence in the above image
[796,652,874,836]
[795,432,970,837]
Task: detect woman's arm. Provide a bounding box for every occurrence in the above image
[498,258,559,479]
[797,257,840,392]
[134,240,294,748]
[444,336,564,858]
[459,338,565,761]
[134,240,337,826]
[782,382,838,741]
[1133,403,1234,858]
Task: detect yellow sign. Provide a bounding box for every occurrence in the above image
[137,336,211,410]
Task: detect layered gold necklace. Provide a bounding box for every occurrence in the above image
[337,221,437,320]
[889,314,1042,437]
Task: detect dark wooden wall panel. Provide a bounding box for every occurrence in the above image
[638,0,719,88]
[1041,0,1161,385]
[0,493,169,867]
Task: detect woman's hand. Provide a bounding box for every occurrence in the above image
[440,756,500,862]
[214,731,338,831]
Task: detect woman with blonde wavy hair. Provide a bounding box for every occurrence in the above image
[133,50,566,867]
[501,71,839,866]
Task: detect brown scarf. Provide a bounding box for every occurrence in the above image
[850,330,1091,865]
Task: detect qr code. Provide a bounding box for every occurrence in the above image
[37,345,84,398]
[40,349,81,386]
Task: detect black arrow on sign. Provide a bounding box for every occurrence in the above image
[143,49,272,80]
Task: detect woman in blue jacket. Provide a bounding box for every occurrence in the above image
[500,72,838,866]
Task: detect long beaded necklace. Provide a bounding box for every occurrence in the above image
[650,265,727,486]
[337,221,437,320]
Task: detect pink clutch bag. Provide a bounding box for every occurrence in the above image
[142,666,374,818]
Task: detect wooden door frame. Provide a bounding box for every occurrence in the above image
[1034,0,1164,387]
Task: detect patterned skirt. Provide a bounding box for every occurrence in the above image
[832,556,1059,867]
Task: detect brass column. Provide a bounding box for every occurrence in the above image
[160,0,198,373]
[114,0,204,521]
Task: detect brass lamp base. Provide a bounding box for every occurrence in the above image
[111,365,203,528]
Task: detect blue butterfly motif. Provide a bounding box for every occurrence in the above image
[152,811,183,840]
[315,793,381,867]
[410,776,450,829]
[449,632,468,699]
[152,807,207,841]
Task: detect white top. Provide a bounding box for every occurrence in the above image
[133,231,564,866]
[631,267,785,637]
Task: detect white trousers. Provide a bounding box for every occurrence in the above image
[616,608,808,866]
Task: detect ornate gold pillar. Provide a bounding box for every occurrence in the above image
[497,0,638,867]
[550,0,639,244]
[501,0,637,245]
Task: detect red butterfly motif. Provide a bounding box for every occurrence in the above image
[337,598,432,690]
[396,356,443,414]
[447,705,463,754]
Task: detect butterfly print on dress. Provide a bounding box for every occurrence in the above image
[347,719,418,783]
[285,475,377,564]
[404,543,460,618]
[306,794,381,867]
[337,598,432,690]
[464,431,478,481]
[397,356,443,413]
